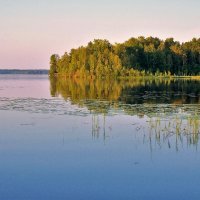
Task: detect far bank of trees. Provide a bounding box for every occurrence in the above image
[50,37,200,77]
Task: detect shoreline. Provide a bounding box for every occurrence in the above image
[49,73,200,80]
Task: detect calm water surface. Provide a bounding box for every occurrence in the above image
[0,75,200,200]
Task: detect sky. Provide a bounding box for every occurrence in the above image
[0,0,200,69]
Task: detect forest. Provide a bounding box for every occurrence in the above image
[49,37,200,77]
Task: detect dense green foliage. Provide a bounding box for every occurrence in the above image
[50,37,200,77]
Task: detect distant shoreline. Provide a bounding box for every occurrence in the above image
[0,69,49,75]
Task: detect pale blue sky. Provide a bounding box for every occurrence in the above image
[0,0,200,69]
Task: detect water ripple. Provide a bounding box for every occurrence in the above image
[0,97,90,116]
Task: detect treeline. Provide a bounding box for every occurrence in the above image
[50,37,200,77]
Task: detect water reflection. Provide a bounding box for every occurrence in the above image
[50,77,200,149]
[50,77,200,105]
[1,75,200,199]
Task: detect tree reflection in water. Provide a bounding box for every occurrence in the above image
[50,76,200,150]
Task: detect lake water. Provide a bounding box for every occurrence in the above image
[0,75,200,200]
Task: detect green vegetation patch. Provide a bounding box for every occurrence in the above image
[49,37,200,78]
